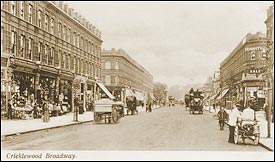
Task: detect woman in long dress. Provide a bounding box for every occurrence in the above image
[42,99,50,122]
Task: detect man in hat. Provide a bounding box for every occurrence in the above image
[228,102,242,143]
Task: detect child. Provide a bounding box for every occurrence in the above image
[217,107,228,130]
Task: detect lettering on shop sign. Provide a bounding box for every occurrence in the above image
[249,69,263,74]
[244,47,263,52]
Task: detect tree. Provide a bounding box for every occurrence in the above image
[153,82,168,104]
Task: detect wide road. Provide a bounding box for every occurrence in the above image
[2,105,267,151]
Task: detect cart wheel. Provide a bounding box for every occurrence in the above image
[94,112,100,124]
[254,134,260,145]
[234,126,239,144]
[111,108,119,124]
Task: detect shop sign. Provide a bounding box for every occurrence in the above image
[249,69,263,74]
[245,47,263,52]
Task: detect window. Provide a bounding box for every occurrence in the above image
[50,18,54,34]
[10,1,16,15]
[27,38,32,60]
[38,10,42,28]
[63,25,66,41]
[67,54,70,69]
[105,76,111,85]
[20,35,25,58]
[91,64,94,77]
[49,47,54,66]
[58,22,62,38]
[67,28,71,43]
[115,61,119,69]
[11,31,17,56]
[62,53,66,69]
[1,1,3,9]
[45,14,49,31]
[105,61,111,69]
[20,1,24,19]
[44,45,48,64]
[251,51,256,60]
[70,55,74,70]
[58,50,62,67]
[77,34,80,47]
[73,56,76,71]
[37,42,42,61]
[73,32,76,46]
[28,4,32,23]
[1,27,4,52]
[115,76,119,85]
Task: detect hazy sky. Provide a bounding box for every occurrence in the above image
[67,1,272,87]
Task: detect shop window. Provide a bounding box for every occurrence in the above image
[28,4,32,24]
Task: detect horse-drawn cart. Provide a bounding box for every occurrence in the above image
[94,99,123,124]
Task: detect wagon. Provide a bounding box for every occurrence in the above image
[234,119,260,145]
[93,98,122,124]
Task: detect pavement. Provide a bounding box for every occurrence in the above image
[1,105,160,137]
[204,106,274,151]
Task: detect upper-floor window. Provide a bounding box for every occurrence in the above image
[20,35,25,58]
[20,1,24,19]
[1,1,4,9]
[28,4,33,23]
[251,51,256,60]
[66,54,70,69]
[67,28,71,43]
[73,32,76,46]
[77,34,80,48]
[44,45,49,64]
[58,22,62,38]
[105,76,111,85]
[50,18,54,34]
[45,14,49,31]
[38,10,42,28]
[1,27,4,52]
[49,47,54,66]
[10,1,16,15]
[105,61,111,69]
[27,38,32,60]
[63,25,67,41]
[11,31,17,56]
[37,42,42,61]
[115,61,119,69]
[115,76,119,85]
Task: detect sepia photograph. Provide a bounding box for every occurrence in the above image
[1,1,274,161]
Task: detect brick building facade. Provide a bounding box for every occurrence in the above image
[1,1,102,114]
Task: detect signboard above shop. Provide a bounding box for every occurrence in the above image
[249,69,263,74]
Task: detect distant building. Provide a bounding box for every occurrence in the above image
[101,48,153,103]
[220,32,267,109]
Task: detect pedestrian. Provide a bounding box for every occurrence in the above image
[213,103,216,112]
[8,99,13,119]
[217,106,228,130]
[42,98,50,122]
[228,103,241,143]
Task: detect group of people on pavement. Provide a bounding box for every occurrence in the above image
[215,100,256,143]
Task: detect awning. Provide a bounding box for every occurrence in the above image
[125,89,135,97]
[134,91,145,101]
[216,89,229,100]
[210,92,220,100]
[149,93,156,101]
[97,82,115,100]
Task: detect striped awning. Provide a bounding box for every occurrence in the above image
[216,89,229,100]
[125,89,135,97]
[97,82,115,100]
[210,92,220,100]
[134,91,145,101]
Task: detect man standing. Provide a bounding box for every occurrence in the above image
[7,99,13,119]
[217,106,228,130]
[228,103,242,143]
[242,100,255,120]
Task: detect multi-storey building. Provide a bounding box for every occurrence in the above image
[220,32,267,109]
[1,1,102,115]
[264,3,274,116]
[101,48,153,103]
